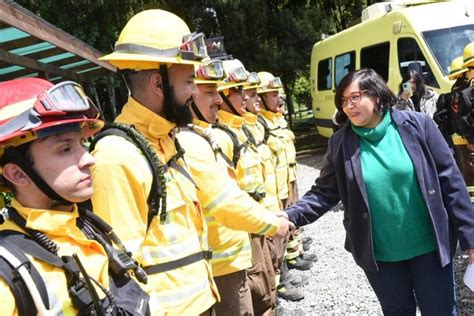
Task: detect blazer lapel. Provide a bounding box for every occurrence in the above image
[346,129,370,211]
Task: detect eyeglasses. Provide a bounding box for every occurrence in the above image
[341,90,368,107]
[230,86,246,98]
[195,60,225,80]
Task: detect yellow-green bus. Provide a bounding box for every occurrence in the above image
[310,0,474,137]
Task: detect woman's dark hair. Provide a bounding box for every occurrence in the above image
[399,69,426,111]
[334,68,395,125]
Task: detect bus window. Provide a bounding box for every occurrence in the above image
[361,42,390,81]
[335,51,355,87]
[317,58,332,90]
[397,37,439,88]
[422,24,474,77]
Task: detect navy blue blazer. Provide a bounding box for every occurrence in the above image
[286,109,474,272]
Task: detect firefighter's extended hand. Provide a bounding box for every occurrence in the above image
[276,217,295,237]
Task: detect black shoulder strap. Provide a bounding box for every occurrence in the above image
[241,124,257,147]
[257,116,271,143]
[0,231,52,315]
[185,126,235,169]
[213,123,244,167]
[89,122,167,227]
[163,137,198,189]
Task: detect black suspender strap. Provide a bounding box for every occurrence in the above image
[163,137,198,189]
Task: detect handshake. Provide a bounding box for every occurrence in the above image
[275,210,295,237]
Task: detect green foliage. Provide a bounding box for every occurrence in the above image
[15,0,383,116]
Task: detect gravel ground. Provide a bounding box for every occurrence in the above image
[279,148,474,315]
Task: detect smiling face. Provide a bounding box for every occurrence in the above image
[223,86,248,115]
[245,88,261,114]
[29,131,95,203]
[194,84,223,123]
[341,80,382,128]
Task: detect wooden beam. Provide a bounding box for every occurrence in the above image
[0,48,87,82]
[0,2,115,73]
[25,46,65,61]
[0,21,10,30]
[49,55,83,67]
[1,35,42,51]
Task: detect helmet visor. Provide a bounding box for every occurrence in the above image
[37,81,99,118]
[226,66,248,83]
[181,32,208,60]
[196,60,224,80]
[247,72,260,85]
[267,77,283,89]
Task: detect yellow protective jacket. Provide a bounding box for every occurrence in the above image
[216,110,266,198]
[243,112,281,212]
[258,109,289,200]
[276,113,297,183]
[0,199,110,315]
[91,97,218,315]
[175,119,280,276]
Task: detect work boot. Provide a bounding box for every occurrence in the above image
[287,257,313,271]
[277,283,305,302]
[301,252,318,262]
[286,273,309,288]
[302,236,313,245]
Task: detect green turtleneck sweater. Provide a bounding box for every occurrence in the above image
[352,112,436,261]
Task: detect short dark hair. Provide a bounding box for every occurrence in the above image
[334,68,395,125]
[1,142,34,194]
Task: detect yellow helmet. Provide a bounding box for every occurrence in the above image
[257,71,283,94]
[448,56,468,80]
[462,42,474,68]
[243,71,261,90]
[194,59,225,85]
[217,59,249,93]
[100,9,207,70]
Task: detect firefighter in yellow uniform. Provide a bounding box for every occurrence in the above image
[0,78,149,315]
[176,60,291,314]
[213,59,283,314]
[257,72,290,208]
[91,10,218,315]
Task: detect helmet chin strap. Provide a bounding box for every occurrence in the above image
[160,64,173,120]
[190,100,208,123]
[259,94,269,111]
[219,92,241,116]
[3,148,73,207]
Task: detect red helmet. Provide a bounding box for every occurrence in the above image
[0,78,103,151]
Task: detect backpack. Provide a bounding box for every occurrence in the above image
[0,207,150,316]
[454,85,474,143]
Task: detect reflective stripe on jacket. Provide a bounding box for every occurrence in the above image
[176,119,279,276]
[217,110,266,196]
[276,113,298,183]
[259,110,289,200]
[0,199,110,315]
[243,113,281,212]
[91,97,218,315]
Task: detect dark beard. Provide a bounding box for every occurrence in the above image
[164,88,194,127]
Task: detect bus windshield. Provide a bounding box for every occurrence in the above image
[422,24,474,76]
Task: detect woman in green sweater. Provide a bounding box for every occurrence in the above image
[286,68,474,315]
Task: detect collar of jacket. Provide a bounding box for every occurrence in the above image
[116,96,176,139]
[193,118,211,129]
[243,112,258,125]
[259,109,278,121]
[11,198,80,237]
[218,109,244,128]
